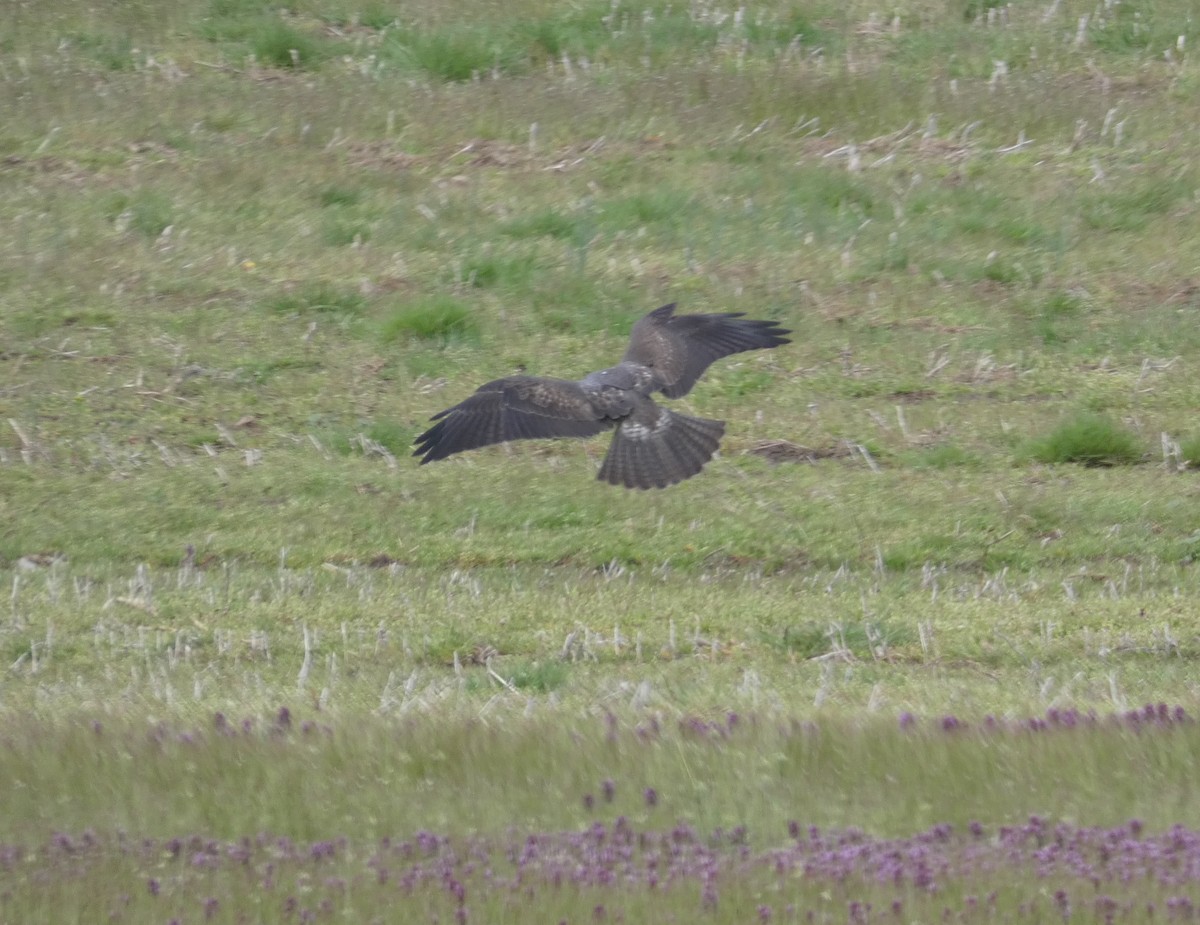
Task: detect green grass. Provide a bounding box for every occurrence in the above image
[4,706,1198,922]
[382,24,526,81]
[500,208,585,241]
[69,30,137,70]
[4,709,1198,843]
[315,184,363,207]
[264,282,368,318]
[1025,413,1145,467]
[1179,434,1200,468]
[459,250,540,289]
[380,295,479,343]
[250,19,331,69]
[4,0,1200,918]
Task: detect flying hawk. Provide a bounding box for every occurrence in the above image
[413,303,790,489]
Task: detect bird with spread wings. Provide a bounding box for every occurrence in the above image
[412,303,790,489]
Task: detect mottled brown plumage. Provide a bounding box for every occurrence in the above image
[413,303,790,489]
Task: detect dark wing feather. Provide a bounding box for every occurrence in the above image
[622,303,791,399]
[413,376,608,464]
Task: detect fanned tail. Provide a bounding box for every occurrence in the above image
[598,410,725,489]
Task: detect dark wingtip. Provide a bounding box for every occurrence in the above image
[412,420,447,463]
[759,318,792,346]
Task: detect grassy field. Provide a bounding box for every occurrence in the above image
[3,0,1200,919]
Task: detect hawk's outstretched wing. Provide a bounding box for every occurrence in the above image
[413,376,609,464]
[622,303,791,399]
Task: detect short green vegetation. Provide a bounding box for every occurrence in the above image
[381,295,479,343]
[1025,413,1145,466]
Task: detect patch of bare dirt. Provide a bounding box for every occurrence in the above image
[747,440,853,464]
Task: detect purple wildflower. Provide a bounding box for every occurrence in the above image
[1095,895,1118,925]
[1055,889,1070,920]
[602,779,616,803]
[643,787,658,808]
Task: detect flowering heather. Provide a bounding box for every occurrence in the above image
[5,818,1200,923]
[896,704,1193,735]
[0,703,1197,922]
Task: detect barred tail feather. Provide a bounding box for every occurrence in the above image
[598,411,725,489]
